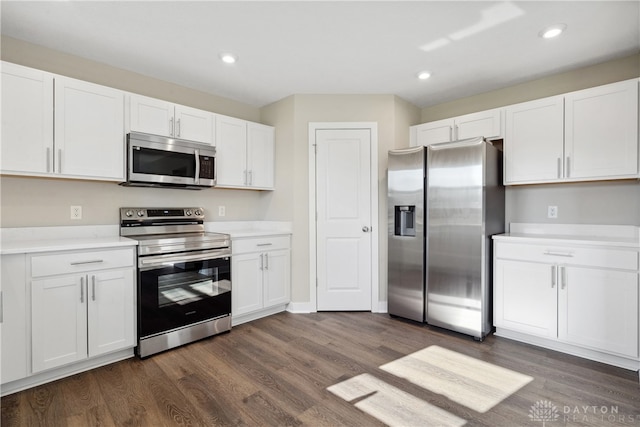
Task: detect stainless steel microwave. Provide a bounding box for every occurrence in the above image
[122,132,216,190]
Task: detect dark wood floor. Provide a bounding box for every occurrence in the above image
[2,312,639,426]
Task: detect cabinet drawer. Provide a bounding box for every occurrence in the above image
[495,242,638,270]
[31,248,134,277]
[232,235,290,255]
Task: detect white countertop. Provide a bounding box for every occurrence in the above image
[493,223,640,249]
[205,221,292,238]
[1,221,293,254]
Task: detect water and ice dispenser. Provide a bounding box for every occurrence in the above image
[394,205,416,236]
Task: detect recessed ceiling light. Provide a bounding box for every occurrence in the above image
[220,53,237,64]
[539,24,567,39]
[417,71,431,80]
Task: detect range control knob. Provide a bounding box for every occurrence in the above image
[185,210,193,216]
[125,210,134,217]
[194,209,202,216]
[137,210,145,217]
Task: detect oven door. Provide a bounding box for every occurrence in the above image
[138,249,231,339]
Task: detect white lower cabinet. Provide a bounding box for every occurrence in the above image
[494,239,639,368]
[1,254,28,384]
[31,267,135,373]
[232,235,290,325]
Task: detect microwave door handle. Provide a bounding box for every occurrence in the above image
[194,149,200,185]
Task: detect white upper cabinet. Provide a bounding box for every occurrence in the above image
[504,95,564,184]
[410,108,502,146]
[247,122,275,189]
[1,62,125,181]
[1,62,54,174]
[55,76,125,180]
[504,79,639,185]
[564,79,638,180]
[216,115,275,190]
[129,94,214,145]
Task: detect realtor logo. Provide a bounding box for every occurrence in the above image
[529,400,560,426]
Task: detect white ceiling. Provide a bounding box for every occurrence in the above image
[2,1,639,108]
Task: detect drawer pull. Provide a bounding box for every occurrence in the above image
[543,251,573,258]
[70,259,105,266]
[256,243,273,247]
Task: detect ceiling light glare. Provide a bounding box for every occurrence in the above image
[417,71,431,80]
[220,53,237,64]
[539,24,567,39]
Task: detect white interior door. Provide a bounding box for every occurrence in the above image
[316,128,372,311]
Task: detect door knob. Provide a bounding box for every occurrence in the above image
[362,226,370,232]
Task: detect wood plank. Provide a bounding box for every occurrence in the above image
[2,312,639,426]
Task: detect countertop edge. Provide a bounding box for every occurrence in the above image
[492,233,640,249]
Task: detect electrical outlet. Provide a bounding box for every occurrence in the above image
[547,205,558,219]
[218,206,226,217]
[70,205,82,220]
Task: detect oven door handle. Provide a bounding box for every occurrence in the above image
[139,249,229,269]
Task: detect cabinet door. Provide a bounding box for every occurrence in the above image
[174,105,215,145]
[494,259,557,338]
[55,77,125,180]
[216,115,248,187]
[263,249,290,308]
[565,79,638,180]
[232,253,263,316]
[1,255,28,384]
[504,96,564,184]
[247,123,275,189]
[455,108,502,140]
[559,266,638,358]
[32,275,87,373]
[413,119,454,146]
[129,94,174,137]
[88,269,135,357]
[1,62,54,174]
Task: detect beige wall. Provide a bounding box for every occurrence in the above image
[421,53,640,122]
[1,36,261,121]
[419,53,640,228]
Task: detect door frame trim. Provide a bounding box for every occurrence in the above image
[308,122,379,312]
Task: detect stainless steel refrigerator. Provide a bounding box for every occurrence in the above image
[387,136,504,339]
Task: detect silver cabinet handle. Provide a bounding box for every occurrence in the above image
[566,157,571,178]
[70,259,104,266]
[58,149,62,173]
[257,243,273,247]
[264,253,269,270]
[448,126,453,141]
[244,170,248,185]
[544,251,573,257]
[92,275,96,301]
[46,147,51,173]
[561,266,567,289]
[551,265,556,288]
[454,124,459,140]
[557,157,561,179]
[248,170,253,185]
[170,117,174,136]
[177,118,181,137]
[259,253,264,270]
[80,276,85,303]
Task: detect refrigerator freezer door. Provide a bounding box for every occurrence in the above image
[387,147,426,322]
[427,138,486,337]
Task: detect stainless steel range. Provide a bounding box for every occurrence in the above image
[120,207,231,357]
